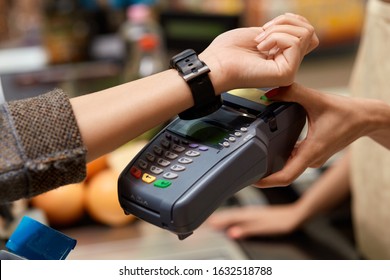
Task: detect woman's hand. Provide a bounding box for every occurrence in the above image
[200,13,319,93]
[255,83,376,187]
[208,204,304,239]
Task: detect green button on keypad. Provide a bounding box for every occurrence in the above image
[154,179,172,188]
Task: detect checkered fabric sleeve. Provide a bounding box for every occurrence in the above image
[0,89,87,203]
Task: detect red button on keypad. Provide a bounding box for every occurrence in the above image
[130,166,142,179]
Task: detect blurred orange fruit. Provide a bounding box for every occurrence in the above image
[86,154,108,181]
[85,169,136,227]
[31,182,85,227]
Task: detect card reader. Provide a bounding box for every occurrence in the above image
[118,90,306,240]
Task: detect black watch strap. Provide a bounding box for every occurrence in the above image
[170,49,222,120]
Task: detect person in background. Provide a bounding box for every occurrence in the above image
[208,0,390,260]
[0,14,319,203]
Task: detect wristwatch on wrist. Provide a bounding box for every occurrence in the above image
[170,49,222,120]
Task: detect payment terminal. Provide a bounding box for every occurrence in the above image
[118,89,306,240]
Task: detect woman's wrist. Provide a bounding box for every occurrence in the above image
[289,199,313,227]
[199,52,227,95]
[365,99,390,148]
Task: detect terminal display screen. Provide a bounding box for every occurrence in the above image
[168,106,255,147]
[169,119,229,146]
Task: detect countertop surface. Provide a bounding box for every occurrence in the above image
[61,186,359,260]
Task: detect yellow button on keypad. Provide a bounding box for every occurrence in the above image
[142,173,156,184]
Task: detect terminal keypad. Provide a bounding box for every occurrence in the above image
[129,125,248,188]
[130,133,209,188]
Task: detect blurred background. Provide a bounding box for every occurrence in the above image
[0,0,365,260]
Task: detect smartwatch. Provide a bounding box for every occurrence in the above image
[170,49,222,120]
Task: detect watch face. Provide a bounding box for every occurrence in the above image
[170,49,196,67]
[173,51,208,81]
[171,49,196,66]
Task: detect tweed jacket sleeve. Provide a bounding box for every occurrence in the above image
[0,89,87,203]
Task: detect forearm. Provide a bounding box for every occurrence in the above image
[71,69,195,161]
[294,152,351,223]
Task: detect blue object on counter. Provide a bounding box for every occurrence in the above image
[5,216,77,260]
[80,0,157,9]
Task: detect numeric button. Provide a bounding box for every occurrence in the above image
[150,165,164,175]
[160,139,170,149]
[171,164,186,172]
[145,152,155,162]
[178,157,193,164]
[137,159,148,169]
[165,151,178,160]
[153,145,163,155]
[185,150,200,157]
[163,172,178,179]
[172,144,185,153]
[157,158,171,167]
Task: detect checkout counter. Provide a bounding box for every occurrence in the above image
[61,184,359,260]
[0,184,359,260]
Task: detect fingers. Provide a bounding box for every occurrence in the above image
[208,208,249,229]
[256,32,300,52]
[209,206,298,239]
[256,25,314,55]
[256,133,335,188]
[256,32,302,69]
[259,13,319,53]
[208,208,264,239]
[255,13,319,65]
[255,140,316,187]
[252,14,318,85]
[225,223,264,239]
[256,159,307,188]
